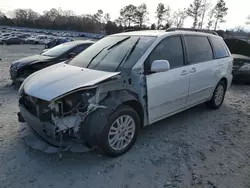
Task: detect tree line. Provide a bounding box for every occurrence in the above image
[0,0,247,35]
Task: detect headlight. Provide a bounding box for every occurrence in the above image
[239,64,250,71]
[11,62,19,69]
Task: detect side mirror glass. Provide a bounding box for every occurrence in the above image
[150,60,170,73]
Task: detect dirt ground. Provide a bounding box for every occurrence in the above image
[0,45,250,188]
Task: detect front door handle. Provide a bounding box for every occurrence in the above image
[181,70,188,75]
[190,67,196,73]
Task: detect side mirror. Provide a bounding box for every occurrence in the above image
[150,60,170,73]
[68,52,76,58]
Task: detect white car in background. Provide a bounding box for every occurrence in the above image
[25,35,52,44]
[18,29,233,157]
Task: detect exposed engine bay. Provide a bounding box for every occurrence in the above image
[19,86,107,147]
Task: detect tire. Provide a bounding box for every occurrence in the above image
[206,80,226,109]
[99,105,140,157]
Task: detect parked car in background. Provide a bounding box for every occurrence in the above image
[231,54,250,84]
[45,38,73,49]
[18,29,233,157]
[1,37,24,45]
[224,38,250,83]
[25,35,51,44]
[10,40,94,82]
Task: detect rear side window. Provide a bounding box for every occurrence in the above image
[148,36,184,69]
[210,37,229,59]
[185,36,213,64]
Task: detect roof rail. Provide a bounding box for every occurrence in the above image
[124,29,139,32]
[166,27,219,36]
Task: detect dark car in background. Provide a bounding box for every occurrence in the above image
[231,54,250,83]
[224,38,250,83]
[1,37,24,45]
[44,38,73,49]
[10,40,94,83]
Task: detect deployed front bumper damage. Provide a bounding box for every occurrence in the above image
[18,86,107,153]
[18,71,147,153]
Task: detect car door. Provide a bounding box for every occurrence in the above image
[146,36,190,124]
[184,35,218,108]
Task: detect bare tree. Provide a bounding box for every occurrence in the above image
[134,3,148,28]
[156,3,170,29]
[206,9,215,29]
[94,9,104,23]
[104,13,111,23]
[187,0,203,28]
[199,0,212,29]
[114,16,124,26]
[120,5,137,27]
[172,9,187,28]
[213,0,228,30]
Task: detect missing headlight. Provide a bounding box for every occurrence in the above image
[55,89,97,116]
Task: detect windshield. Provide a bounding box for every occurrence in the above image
[68,35,156,72]
[42,42,77,57]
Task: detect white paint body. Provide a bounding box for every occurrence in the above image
[20,63,120,101]
[20,30,233,126]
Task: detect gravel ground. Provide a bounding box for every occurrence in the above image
[0,45,250,188]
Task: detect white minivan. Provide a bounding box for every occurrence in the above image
[18,29,233,157]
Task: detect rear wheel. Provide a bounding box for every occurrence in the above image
[206,80,226,109]
[99,105,140,157]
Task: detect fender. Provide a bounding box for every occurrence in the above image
[80,89,140,147]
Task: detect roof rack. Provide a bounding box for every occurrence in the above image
[166,28,219,36]
[124,29,140,32]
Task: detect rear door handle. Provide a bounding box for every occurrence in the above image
[190,67,196,73]
[181,70,188,75]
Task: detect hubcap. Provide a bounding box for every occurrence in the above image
[108,115,136,151]
[214,85,224,106]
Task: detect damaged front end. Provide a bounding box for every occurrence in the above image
[18,85,107,149]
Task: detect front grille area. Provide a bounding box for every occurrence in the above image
[20,94,52,122]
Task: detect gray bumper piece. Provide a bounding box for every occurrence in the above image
[19,105,92,153]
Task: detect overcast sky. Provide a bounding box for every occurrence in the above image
[0,0,250,30]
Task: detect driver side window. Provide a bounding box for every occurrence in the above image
[146,36,185,72]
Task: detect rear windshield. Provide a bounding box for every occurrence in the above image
[68,35,156,72]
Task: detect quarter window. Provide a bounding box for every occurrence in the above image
[185,36,213,64]
[210,37,229,59]
[148,36,184,69]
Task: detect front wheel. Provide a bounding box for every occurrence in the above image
[206,80,226,109]
[99,105,140,157]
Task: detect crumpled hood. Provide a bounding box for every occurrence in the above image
[13,54,54,67]
[21,63,120,101]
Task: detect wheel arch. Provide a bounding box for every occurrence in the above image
[123,99,144,129]
[80,89,144,147]
[220,77,228,89]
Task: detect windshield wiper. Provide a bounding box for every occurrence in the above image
[86,45,110,68]
[86,36,131,68]
[115,38,140,71]
[107,36,131,50]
